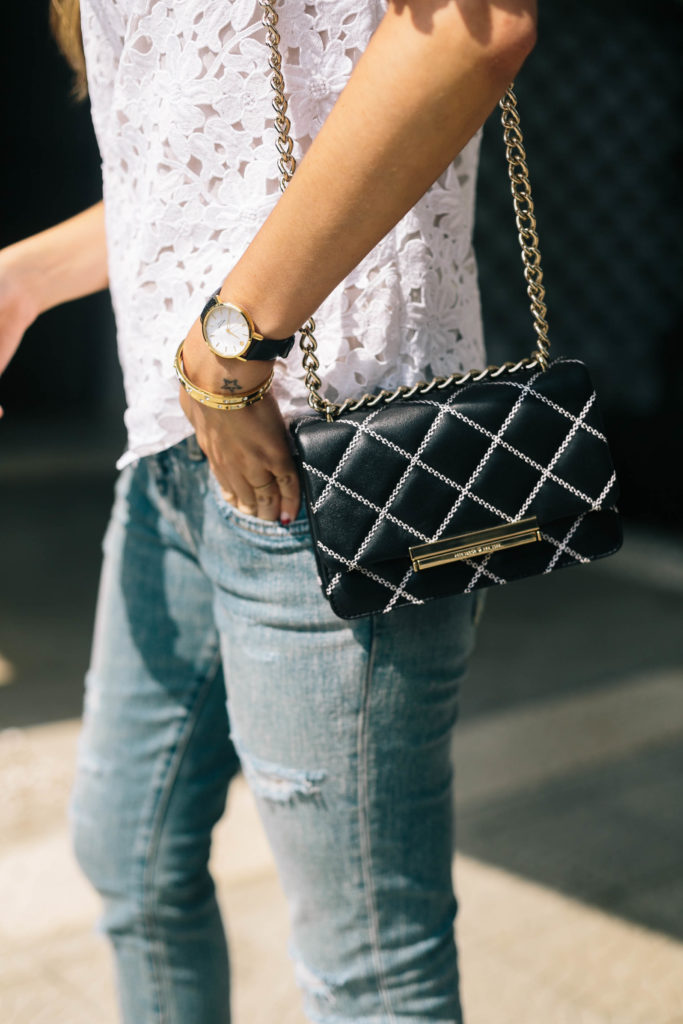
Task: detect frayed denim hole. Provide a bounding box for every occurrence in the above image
[229,728,326,806]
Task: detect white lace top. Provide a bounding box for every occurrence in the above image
[80,0,485,470]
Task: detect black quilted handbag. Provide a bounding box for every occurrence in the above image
[261,2,623,620]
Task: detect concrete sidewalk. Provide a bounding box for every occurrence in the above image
[2,702,682,1024]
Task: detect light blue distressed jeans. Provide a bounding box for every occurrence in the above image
[70,435,484,1024]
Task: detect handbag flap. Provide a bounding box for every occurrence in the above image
[290,359,620,576]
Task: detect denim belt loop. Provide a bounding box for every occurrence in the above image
[186,435,206,462]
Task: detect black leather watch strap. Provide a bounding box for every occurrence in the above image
[245,333,297,360]
[200,291,220,323]
[200,290,296,361]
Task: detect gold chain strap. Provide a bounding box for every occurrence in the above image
[259,0,550,421]
[500,90,550,367]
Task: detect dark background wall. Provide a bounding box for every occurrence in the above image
[476,0,683,528]
[0,1,121,428]
[1,0,681,526]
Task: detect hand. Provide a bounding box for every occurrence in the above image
[178,383,301,524]
[0,250,40,418]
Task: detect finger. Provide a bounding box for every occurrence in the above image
[253,481,280,522]
[244,475,280,522]
[273,463,300,525]
[233,480,260,518]
[217,469,259,519]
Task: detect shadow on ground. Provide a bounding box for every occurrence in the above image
[458,564,683,945]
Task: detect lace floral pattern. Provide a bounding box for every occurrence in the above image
[80,0,484,469]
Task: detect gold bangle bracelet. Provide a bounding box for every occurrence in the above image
[174,341,275,411]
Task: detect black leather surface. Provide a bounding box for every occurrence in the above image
[246,333,296,360]
[290,358,623,619]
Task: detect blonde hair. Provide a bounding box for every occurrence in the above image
[50,0,87,99]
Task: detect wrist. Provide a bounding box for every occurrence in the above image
[0,244,42,326]
[182,320,274,394]
[217,275,302,342]
[0,205,108,321]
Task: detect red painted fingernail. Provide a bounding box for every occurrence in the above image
[280,514,291,526]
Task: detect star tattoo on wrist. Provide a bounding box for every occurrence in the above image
[221,378,243,393]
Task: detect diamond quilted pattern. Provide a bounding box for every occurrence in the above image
[291,359,622,619]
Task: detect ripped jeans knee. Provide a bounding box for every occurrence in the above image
[231,728,326,805]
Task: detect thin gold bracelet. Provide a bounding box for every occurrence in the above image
[174,341,275,411]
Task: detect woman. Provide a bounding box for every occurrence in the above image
[0,1,536,1020]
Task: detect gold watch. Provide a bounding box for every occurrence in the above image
[199,289,296,361]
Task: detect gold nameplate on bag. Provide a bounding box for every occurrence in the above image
[409,516,542,571]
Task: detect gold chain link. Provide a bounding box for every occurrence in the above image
[500,90,550,369]
[259,0,550,420]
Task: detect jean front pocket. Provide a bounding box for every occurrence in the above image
[207,469,310,540]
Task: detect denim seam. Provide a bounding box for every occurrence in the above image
[356,618,397,1022]
[140,647,224,1024]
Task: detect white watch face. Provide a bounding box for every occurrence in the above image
[204,303,251,358]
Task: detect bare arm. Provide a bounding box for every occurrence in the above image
[180,0,537,524]
[183,0,537,392]
[0,201,108,413]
